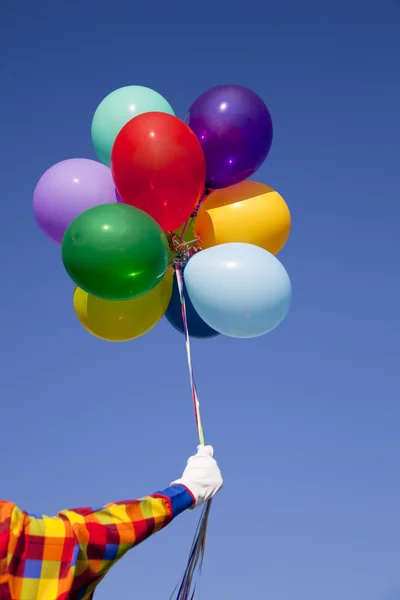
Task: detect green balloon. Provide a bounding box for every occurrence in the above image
[62,203,171,300]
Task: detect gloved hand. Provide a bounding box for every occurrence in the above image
[171,445,223,508]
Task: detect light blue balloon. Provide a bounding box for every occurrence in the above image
[91,86,175,166]
[184,243,292,339]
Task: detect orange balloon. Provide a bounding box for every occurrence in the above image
[194,181,291,255]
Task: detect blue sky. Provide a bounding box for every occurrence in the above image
[1,0,399,599]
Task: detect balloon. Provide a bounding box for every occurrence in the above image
[73,268,173,341]
[165,273,220,339]
[91,86,175,166]
[33,159,117,245]
[62,203,170,301]
[186,85,273,189]
[195,180,291,254]
[111,112,206,231]
[184,243,291,339]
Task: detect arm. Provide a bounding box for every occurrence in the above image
[64,446,222,584]
[0,488,193,600]
[58,485,195,596]
[62,445,222,592]
[0,446,222,599]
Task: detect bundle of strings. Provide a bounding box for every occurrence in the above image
[170,501,211,600]
[170,264,211,600]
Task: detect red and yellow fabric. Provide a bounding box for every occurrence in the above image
[0,485,194,600]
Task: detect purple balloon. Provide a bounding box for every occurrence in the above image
[186,85,273,189]
[33,158,118,244]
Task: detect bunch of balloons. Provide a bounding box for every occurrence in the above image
[33,84,292,342]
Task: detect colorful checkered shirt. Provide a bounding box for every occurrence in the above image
[0,485,193,600]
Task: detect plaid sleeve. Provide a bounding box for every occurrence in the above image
[59,485,194,597]
[0,486,193,600]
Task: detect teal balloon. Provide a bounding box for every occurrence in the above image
[91,86,175,166]
[184,243,292,339]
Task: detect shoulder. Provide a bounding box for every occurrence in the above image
[0,500,16,513]
[0,501,18,558]
[0,500,30,539]
[0,500,21,524]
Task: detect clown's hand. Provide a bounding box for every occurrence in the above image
[171,445,223,508]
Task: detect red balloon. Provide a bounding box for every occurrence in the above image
[111,112,206,231]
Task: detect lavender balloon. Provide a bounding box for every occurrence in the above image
[33,158,118,244]
[186,85,273,189]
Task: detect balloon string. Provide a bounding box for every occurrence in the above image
[169,501,211,600]
[178,217,193,246]
[175,265,205,445]
[171,264,211,600]
[178,187,210,245]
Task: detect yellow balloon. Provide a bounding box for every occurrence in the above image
[73,267,173,342]
[194,181,291,255]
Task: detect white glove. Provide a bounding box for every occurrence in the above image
[171,445,223,508]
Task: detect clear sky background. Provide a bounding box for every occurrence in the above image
[1,0,399,599]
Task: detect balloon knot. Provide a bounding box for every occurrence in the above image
[168,232,201,269]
